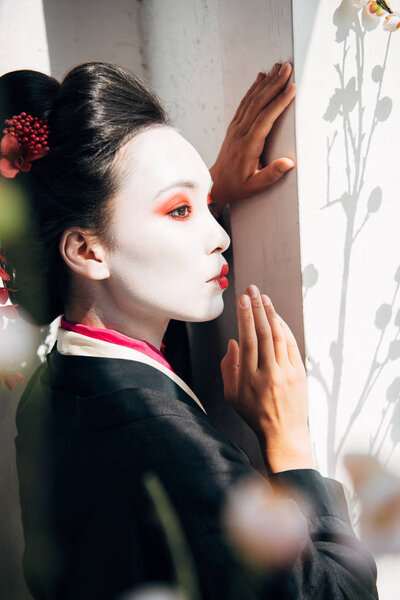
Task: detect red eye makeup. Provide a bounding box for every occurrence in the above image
[152,190,217,220]
[153,193,192,216]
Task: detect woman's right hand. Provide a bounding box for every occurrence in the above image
[220,284,315,473]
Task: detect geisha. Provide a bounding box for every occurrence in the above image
[0,61,378,599]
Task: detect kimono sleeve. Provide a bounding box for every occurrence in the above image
[131,396,378,600]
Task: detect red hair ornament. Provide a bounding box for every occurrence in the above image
[0,111,50,178]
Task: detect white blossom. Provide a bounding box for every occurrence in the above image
[221,474,308,569]
[383,14,400,29]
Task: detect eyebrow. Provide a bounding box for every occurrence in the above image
[152,178,213,201]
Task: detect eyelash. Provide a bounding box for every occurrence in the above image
[167,205,192,219]
[167,202,219,219]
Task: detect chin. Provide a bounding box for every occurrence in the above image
[174,294,225,323]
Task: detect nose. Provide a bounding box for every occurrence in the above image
[207,211,231,254]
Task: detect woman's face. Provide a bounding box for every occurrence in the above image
[105,125,231,323]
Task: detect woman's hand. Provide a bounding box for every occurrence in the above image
[209,62,296,216]
[220,284,315,473]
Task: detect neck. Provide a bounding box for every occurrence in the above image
[64,303,170,351]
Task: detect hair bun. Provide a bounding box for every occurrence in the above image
[0,69,60,127]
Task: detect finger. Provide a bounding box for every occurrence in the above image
[247,158,295,195]
[248,83,296,141]
[220,338,240,402]
[278,316,304,369]
[261,295,289,366]
[232,72,267,123]
[247,284,276,370]
[238,62,293,135]
[237,293,258,373]
[234,64,280,124]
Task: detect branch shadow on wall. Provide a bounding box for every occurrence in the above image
[302,1,399,491]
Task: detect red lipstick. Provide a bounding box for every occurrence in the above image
[220,264,229,277]
[208,264,229,290]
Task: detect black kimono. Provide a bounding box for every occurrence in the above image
[14,325,379,600]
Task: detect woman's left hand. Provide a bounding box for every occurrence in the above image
[209,62,296,216]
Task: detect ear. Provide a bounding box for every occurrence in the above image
[59,229,111,280]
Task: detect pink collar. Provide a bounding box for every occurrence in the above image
[60,316,174,373]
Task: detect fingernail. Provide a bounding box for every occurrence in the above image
[248,284,259,298]
[240,294,250,308]
[261,294,270,306]
[279,158,295,171]
[279,62,289,76]
[256,71,265,83]
[270,63,280,77]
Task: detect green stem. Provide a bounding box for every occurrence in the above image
[143,470,201,600]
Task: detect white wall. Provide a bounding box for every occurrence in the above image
[293,0,400,500]
[0,0,50,74]
[293,1,400,595]
[42,0,144,80]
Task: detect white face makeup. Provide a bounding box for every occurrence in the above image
[104,125,231,324]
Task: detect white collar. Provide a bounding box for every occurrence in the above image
[56,327,208,415]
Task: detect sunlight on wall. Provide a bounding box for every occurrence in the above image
[294,0,400,483]
[294,3,400,596]
[0,0,50,74]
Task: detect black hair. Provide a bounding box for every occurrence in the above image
[0,62,170,325]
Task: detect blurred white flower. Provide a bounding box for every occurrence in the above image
[221,474,308,570]
[0,305,36,366]
[344,454,400,553]
[117,583,189,600]
[383,14,400,29]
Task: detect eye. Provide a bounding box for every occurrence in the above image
[167,205,192,219]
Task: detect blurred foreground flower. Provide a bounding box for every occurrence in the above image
[118,583,189,600]
[0,245,33,389]
[221,474,308,572]
[0,278,25,390]
[344,453,400,553]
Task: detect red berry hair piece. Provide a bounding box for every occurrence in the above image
[0,111,50,178]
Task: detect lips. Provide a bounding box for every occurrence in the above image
[207,263,229,289]
[219,264,229,278]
